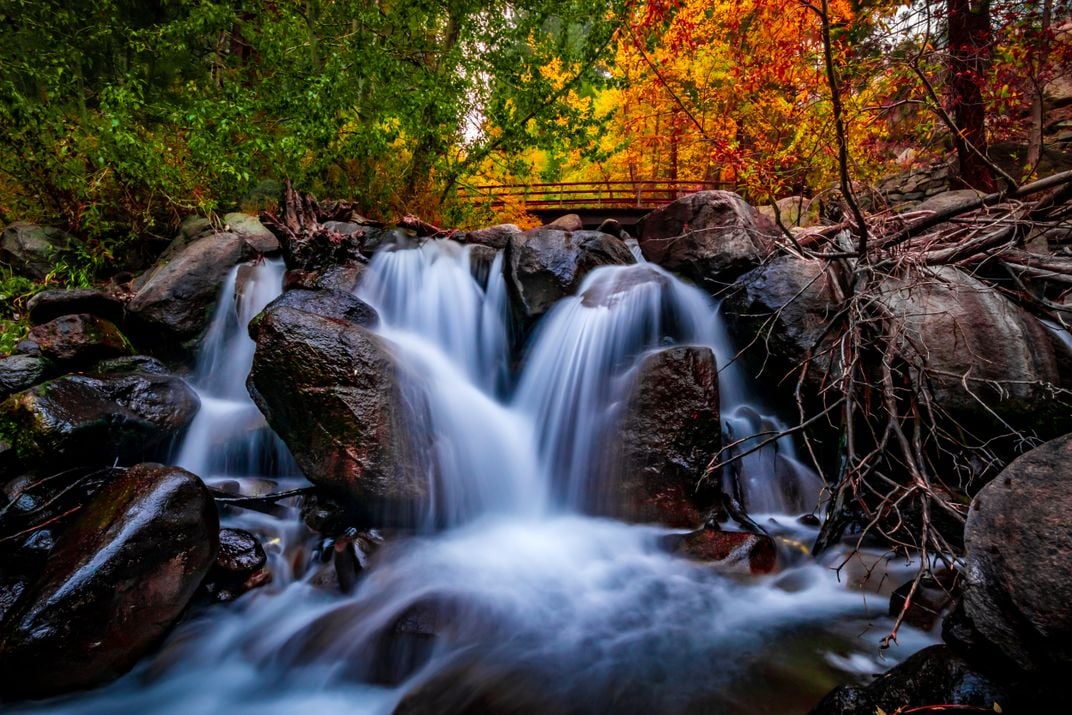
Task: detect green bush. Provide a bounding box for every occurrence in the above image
[0,269,40,354]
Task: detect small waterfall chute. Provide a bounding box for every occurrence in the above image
[174,257,298,482]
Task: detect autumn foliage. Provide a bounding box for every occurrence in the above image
[473,0,1071,213]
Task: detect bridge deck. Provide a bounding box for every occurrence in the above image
[461,180,730,229]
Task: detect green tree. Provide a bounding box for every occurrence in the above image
[0,0,626,250]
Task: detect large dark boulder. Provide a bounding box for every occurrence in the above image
[809,645,1010,715]
[724,261,1066,436]
[0,355,50,400]
[0,467,117,576]
[25,288,124,326]
[612,346,721,528]
[636,191,777,287]
[877,266,1064,433]
[126,232,254,346]
[0,463,218,699]
[0,362,199,468]
[504,228,635,319]
[721,256,835,394]
[248,301,429,526]
[962,434,1072,673]
[24,314,131,367]
[0,223,74,279]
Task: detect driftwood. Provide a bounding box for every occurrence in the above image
[398,214,460,239]
[260,180,371,272]
[210,486,316,516]
[883,169,1072,250]
[260,181,461,270]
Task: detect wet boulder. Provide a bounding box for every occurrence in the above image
[809,645,1010,715]
[127,231,253,346]
[636,191,777,287]
[283,265,367,294]
[720,256,835,395]
[0,223,74,279]
[266,287,378,326]
[666,526,777,575]
[462,224,521,250]
[248,303,430,526]
[25,314,131,367]
[317,263,367,293]
[26,288,125,326]
[612,346,722,528]
[0,354,50,400]
[0,363,199,468]
[504,228,635,319]
[877,266,1064,434]
[0,467,117,575]
[222,212,280,254]
[0,463,218,699]
[468,244,500,287]
[201,528,270,602]
[597,218,625,238]
[962,434,1072,672]
[543,213,584,232]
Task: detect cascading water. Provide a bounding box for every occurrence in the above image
[356,241,541,527]
[357,241,509,394]
[174,257,298,482]
[24,240,935,715]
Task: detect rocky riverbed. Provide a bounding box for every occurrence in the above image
[2,187,1071,713]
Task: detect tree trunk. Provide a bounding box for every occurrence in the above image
[1026,0,1053,175]
[402,10,464,209]
[947,0,996,191]
[669,106,680,200]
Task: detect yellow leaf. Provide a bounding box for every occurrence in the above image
[993,704,1003,713]
[876,709,887,715]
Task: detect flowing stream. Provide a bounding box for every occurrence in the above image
[29,241,934,714]
[174,257,297,483]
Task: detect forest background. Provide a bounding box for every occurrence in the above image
[0,0,1068,282]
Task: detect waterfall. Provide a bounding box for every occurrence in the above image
[514,263,718,509]
[362,240,821,519]
[357,241,508,393]
[30,240,936,715]
[174,257,298,481]
[358,241,541,527]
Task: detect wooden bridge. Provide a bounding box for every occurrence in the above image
[459,180,731,229]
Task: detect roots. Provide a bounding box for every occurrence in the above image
[710,170,1072,644]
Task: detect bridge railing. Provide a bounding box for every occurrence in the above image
[459,180,730,210]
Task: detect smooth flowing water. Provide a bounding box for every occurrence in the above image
[26,241,933,714]
[174,257,298,482]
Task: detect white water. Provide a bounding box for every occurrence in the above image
[25,240,934,715]
[174,258,298,481]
